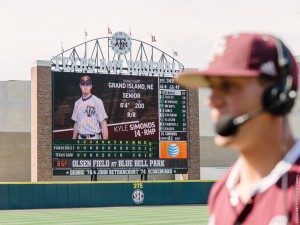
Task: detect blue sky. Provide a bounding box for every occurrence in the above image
[1,0,300,81]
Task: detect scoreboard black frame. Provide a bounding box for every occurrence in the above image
[52,72,188,175]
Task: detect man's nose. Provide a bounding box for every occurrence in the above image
[205,88,224,108]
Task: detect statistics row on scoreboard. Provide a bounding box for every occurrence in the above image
[53,140,159,158]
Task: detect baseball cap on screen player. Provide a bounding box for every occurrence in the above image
[175,33,298,90]
[80,75,92,83]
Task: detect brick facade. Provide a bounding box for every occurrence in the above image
[31,61,52,181]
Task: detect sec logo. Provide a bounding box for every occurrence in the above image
[132,189,144,204]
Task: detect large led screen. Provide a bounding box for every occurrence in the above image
[52,72,188,175]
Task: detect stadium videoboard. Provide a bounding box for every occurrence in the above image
[52,72,188,176]
[51,32,187,176]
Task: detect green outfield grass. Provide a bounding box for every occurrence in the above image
[0,205,208,225]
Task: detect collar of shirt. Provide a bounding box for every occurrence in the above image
[226,139,300,204]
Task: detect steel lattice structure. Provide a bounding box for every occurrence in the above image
[51,34,183,77]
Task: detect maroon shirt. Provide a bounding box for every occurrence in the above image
[208,140,300,225]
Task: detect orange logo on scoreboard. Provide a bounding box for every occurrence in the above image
[159,142,187,159]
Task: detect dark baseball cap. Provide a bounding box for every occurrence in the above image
[175,33,298,90]
[80,75,92,83]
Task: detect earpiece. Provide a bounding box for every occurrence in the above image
[261,39,296,116]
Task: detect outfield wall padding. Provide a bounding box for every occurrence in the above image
[0,181,214,209]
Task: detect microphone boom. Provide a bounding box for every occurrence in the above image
[215,109,263,137]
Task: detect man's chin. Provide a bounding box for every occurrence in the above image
[214,135,234,147]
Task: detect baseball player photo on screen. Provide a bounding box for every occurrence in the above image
[71,75,109,140]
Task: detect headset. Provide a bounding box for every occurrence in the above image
[215,37,298,137]
[262,38,297,116]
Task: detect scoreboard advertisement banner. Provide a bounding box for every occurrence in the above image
[52,72,188,175]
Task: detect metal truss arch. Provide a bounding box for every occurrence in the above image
[52,35,184,77]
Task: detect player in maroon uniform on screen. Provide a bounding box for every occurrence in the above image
[175,33,300,225]
[72,75,109,140]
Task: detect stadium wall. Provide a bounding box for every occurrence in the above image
[0,181,214,209]
[0,81,31,182]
